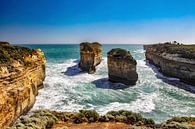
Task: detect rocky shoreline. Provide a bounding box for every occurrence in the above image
[144,42,195,85]
[0,42,46,129]
[1,41,195,129]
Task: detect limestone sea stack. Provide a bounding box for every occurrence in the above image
[0,41,46,129]
[79,42,102,74]
[144,41,195,85]
[107,48,138,85]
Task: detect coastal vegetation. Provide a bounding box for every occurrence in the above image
[7,109,195,129]
[0,41,34,65]
[155,41,195,59]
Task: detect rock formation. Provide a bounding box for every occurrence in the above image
[144,41,195,85]
[0,41,46,129]
[107,48,138,85]
[79,42,102,74]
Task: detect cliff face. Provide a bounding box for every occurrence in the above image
[107,48,138,85]
[0,42,46,129]
[144,42,195,85]
[79,42,102,74]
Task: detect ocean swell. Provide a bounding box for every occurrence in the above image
[32,58,195,123]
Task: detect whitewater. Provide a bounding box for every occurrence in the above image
[21,44,195,123]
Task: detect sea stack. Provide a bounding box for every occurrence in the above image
[0,41,46,129]
[107,48,138,85]
[79,42,102,74]
[144,41,195,85]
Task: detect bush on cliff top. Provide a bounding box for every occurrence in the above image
[108,48,129,57]
[0,41,34,64]
[8,109,156,129]
[154,42,195,59]
[80,42,102,52]
[166,116,195,123]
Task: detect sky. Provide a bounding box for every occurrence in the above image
[0,0,195,44]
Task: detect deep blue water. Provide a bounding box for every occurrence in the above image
[19,44,195,123]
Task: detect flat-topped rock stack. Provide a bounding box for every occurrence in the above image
[0,41,46,129]
[144,41,195,85]
[107,48,138,85]
[79,42,102,74]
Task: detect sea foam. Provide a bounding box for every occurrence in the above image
[32,58,195,123]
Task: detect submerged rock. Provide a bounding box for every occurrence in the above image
[79,42,102,74]
[107,48,138,85]
[144,41,195,85]
[0,41,46,129]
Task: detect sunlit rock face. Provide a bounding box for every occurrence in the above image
[79,42,102,74]
[0,41,46,129]
[144,42,195,85]
[107,48,138,85]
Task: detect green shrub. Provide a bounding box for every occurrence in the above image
[73,110,99,123]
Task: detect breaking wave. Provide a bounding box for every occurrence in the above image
[32,58,195,123]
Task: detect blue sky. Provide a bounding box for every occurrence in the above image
[0,0,195,44]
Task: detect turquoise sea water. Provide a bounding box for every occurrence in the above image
[20,44,195,123]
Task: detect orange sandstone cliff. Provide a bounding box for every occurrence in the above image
[79,42,102,74]
[107,48,138,85]
[0,41,46,129]
[144,42,195,85]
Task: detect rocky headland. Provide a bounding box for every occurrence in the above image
[107,48,138,85]
[79,42,102,74]
[144,41,195,85]
[0,41,46,129]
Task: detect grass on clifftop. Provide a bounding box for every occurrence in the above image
[0,41,34,64]
[80,42,102,52]
[154,41,195,59]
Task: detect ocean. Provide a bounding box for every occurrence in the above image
[20,44,195,123]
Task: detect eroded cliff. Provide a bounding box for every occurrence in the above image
[0,41,46,129]
[144,42,195,85]
[107,48,138,85]
[79,42,102,74]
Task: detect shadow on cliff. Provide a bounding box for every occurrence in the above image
[92,78,130,90]
[63,60,84,76]
[145,60,195,93]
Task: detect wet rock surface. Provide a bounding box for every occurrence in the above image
[107,48,138,85]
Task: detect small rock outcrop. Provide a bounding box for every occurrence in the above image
[107,48,138,85]
[0,41,46,129]
[144,41,195,85]
[79,42,102,74]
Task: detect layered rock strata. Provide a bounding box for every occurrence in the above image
[144,42,195,85]
[79,42,102,74]
[0,41,46,129]
[107,48,138,85]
